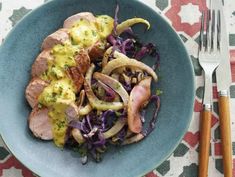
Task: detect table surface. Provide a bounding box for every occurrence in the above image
[0,0,235,177]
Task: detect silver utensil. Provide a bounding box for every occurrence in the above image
[198,9,221,177]
[213,0,233,176]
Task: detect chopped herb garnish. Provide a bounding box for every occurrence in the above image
[92,30,97,36]
[115,111,122,117]
[68,56,73,60]
[52,92,57,97]
[156,89,163,96]
[64,64,69,69]
[84,30,89,36]
[115,84,120,89]
[56,120,65,130]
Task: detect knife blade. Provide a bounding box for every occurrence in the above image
[214,1,232,92]
[212,1,233,177]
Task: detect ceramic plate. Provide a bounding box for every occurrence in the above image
[0,0,195,176]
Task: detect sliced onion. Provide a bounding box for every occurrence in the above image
[111,73,120,81]
[77,90,85,108]
[121,73,131,86]
[84,64,124,111]
[125,129,134,139]
[102,57,158,81]
[78,104,92,116]
[102,47,113,68]
[102,47,129,68]
[97,80,117,102]
[93,72,129,106]
[122,133,144,145]
[72,128,85,144]
[103,119,126,139]
[116,18,150,35]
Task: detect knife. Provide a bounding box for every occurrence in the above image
[213,1,233,177]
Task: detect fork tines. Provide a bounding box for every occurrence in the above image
[199,9,221,52]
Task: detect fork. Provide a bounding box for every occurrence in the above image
[198,9,221,177]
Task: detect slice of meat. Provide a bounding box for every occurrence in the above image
[25,78,49,108]
[28,107,53,140]
[74,49,90,74]
[67,67,84,93]
[31,49,53,77]
[88,41,106,61]
[128,77,152,133]
[63,12,96,28]
[41,28,69,50]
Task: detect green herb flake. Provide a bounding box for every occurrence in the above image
[56,120,65,130]
[84,30,89,36]
[115,84,120,90]
[64,64,69,69]
[92,30,97,37]
[115,111,122,117]
[156,89,163,96]
[68,56,73,60]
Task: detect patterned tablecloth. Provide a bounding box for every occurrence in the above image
[0,0,235,176]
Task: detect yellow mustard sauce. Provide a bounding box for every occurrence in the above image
[38,78,76,147]
[48,103,69,147]
[38,14,114,147]
[40,43,79,81]
[69,19,99,47]
[96,15,114,39]
[69,15,114,47]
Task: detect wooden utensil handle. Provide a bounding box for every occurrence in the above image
[218,95,233,177]
[199,109,211,177]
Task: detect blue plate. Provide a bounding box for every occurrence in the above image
[0,0,195,177]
